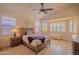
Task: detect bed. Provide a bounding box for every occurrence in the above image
[22,35,50,54]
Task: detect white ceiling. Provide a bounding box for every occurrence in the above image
[0,3,79,20]
[0,3,71,15]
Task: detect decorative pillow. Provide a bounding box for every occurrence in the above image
[31,39,42,47]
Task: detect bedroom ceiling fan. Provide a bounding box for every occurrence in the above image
[32,3,53,14]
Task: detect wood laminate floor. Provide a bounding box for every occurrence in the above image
[0,39,73,55]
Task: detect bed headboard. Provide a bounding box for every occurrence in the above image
[20,27,34,35]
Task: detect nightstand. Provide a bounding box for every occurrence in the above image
[10,36,21,47]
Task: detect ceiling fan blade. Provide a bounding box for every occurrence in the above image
[41,3,44,8]
[32,9,39,11]
[44,8,53,11]
[42,11,47,14]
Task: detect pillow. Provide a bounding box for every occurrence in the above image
[31,39,42,47]
[23,35,29,43]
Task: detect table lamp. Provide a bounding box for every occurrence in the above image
[12,29,17,37]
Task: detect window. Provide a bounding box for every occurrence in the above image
[47,17,79,42]
[60,22,65,32]
[56,23,61,32]
[69,20,77,33]
[2,17,16,35]
[41,22,48,32]
[53,23,57,32]
[35,21,40,33]
[50,23,53,32]
[69,20,73,32]
[50,22,65,32]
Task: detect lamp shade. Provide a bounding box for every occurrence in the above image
[12,29,17,33]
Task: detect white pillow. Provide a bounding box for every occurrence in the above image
[22,35,29,43]
[31,39,42,47]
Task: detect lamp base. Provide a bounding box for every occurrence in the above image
[14,32,16,37]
